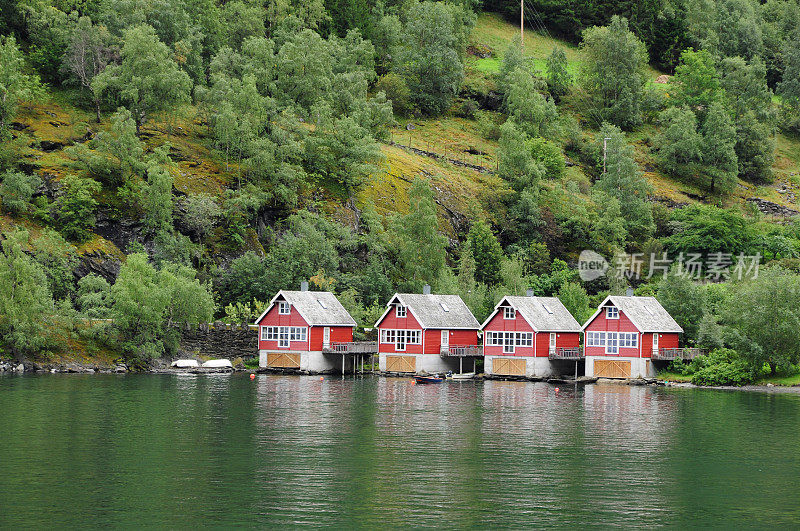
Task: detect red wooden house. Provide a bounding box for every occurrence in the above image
[375,291,480,374]
[481,295,582,378]
[582,295,682,379]
[255,289,357,373]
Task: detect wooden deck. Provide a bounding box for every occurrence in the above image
[548,347,584,360]
[440,345,484,357]
[651,348,706,361]
[323,342,378,355]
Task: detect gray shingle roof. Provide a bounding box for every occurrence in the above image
[602,296,683,333]
[387,293,480,329]
[257,290,356,327]
[500,296,582,332]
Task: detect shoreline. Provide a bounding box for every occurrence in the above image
[3,359,800,394]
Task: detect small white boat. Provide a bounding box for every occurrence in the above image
[201,359,233,368]
[171,359,199,368]
[448,372,475,380]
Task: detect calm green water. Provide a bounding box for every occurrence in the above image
[2,374,800,528]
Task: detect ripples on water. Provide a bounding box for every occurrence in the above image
[2,374,800,528]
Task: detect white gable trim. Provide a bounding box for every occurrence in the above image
[374,293,425,329]
[253,291,310,327]
[581,295,620,331]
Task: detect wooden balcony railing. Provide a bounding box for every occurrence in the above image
[548,347,584,360]
[324,341,378,354]
[440,345,484,357]
[652,348,706,361]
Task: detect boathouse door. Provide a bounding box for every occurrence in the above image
[652,333,659,355]
[549,333,556,355]
[441,330,449,349]
[323,327,331,349]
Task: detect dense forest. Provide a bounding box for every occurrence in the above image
[1,0,800,382]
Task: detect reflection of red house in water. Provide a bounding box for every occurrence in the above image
[375,290,480,374]
[255,288,357,373]
[582,296,682,379]
[481,295,582,378]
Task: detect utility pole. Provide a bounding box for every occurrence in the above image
[520,0,524,51]
[603,137,611,175]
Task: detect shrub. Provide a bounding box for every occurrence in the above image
[690,348,754,386]
[375,73,411,116]
[0,171,41,215]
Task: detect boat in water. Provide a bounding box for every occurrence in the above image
[447,372,475,380]
[414,375,443,384]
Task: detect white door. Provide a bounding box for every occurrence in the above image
[323,327,331,348]
[652,333,659,354]
[441,330,449,348]
[549,333,556,354]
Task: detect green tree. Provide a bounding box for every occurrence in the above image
[61,17,116,122]
[93,25,192,133]
[580,16,649,129]
[498,35,526,92]
[505,67,560,139]
[0,170,41,215]
[671,48,722,116]
[656,270,704,344]
[179,193,221,239]
[722,267,800,374]
[395,1,474,115]
[0,35,44,132]
[558,281,591,324]
[497,121,545,191]
[57,175,101,242]
[700,102,738,194]
[734,111,775,183]
[777,30,800,131]
[111,253,213,365]
[467,220,503,286]
[546,47,572,100]
[393,177,447,287]
[664,205,756,257]
[594,122,654,242]
[77,273,112,318]
[0,230,55,358]
[141,156,174,237]
[657,107,703,173]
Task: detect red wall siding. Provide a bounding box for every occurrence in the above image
[257,304,310,350]
[425,329,479,354]
[532,332,581,356]
[641,332,679,358]
[483,308,535,357]
[309,326,353,351]
[584,307,641,357]
[377,306,423,354]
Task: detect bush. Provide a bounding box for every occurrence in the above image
[0,171,41,215]
[375,73,411,116]
[690,348,754,387]
[475,110,501,140]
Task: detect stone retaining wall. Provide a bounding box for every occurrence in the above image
[178,322,258,359]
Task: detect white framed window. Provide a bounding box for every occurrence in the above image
[278,301,290,315]
[515,333,533,346]
[619,332,638,348]
[503,332,515,353]
[396,305,406,318]
[279,327,289,347]
[606,307,619,319]
[503,307,516,320]
[606,332,618,354]
[380,328,421,349]
[261,327,280,341]
[289,327,307,342]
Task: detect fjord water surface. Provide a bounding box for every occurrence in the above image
[1,374,799,527]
